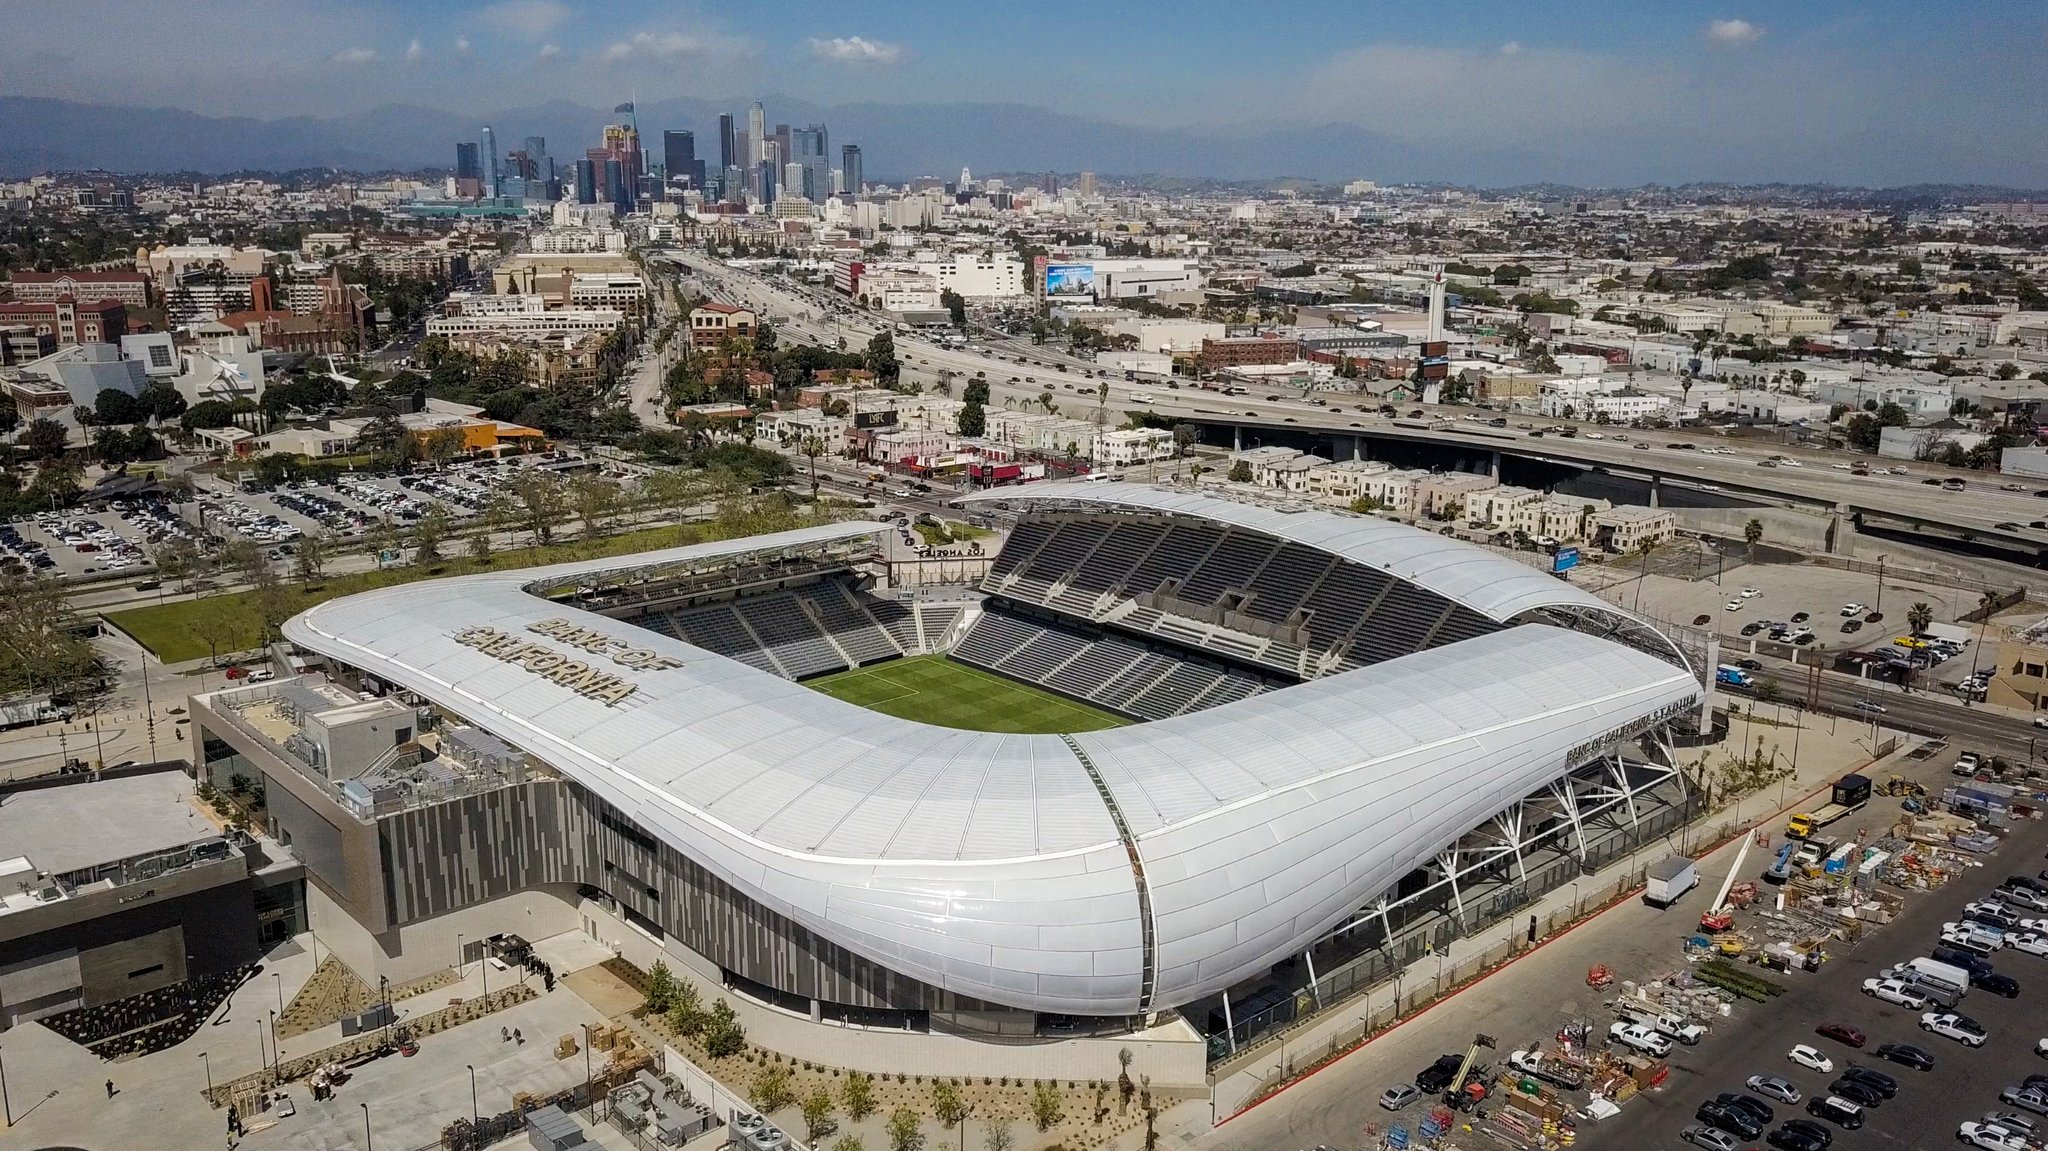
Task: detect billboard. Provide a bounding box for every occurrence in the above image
[1044,262,1096,296]
[1551,546,1580,574]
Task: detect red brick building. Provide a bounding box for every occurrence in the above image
[689,302,756,349]
[0,297,128,344]
[1199,336,1302,372]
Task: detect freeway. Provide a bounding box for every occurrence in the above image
[658,252,2048,553]
[1734,653,2046,765]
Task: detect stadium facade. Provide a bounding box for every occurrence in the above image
[189,484,1703,1076]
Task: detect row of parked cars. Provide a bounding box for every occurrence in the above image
[1683,1057,1903,1150]
[110,497,208,550]
[197,493,302,545]
[37,514,148,572]
[0,521,56,574]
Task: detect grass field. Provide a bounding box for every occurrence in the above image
[807,654,1128,734]
[105,523,698,664]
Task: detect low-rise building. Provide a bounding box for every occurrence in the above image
[1093,427,1174,467]
[1201,336,1302,372]
[4,269,152,309]
[1416,473,1499,520]
[0,296,127,344]
[689,302,756,349]
[1592,507,1678,553]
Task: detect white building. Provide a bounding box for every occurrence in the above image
[567,274,647,310]
[913,253,1026,298]
[1093,427,1175,467]
[860,271,941,312]
[1110,318,1226,355]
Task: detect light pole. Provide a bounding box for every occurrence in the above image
[467,1064,478,1125]
[270,1009,279,1075]
[362,1102,373,1151]
[200,1050,213,1098]
[1,1045,12,1127]
[276,972,285,1017]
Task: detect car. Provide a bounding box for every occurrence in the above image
[1696,1101,1764,1139]
[1791,611,1810,623]
[1747,1075,1802,1104]
[1681,1124,1742,1151]
[273,1092,295,1118]
[1742,586,1763,598]
[1984,1112,2040,1136]
[1804,1096,1864,1130]
[1377,1084,1421,1110]
[1815,1023,1866,1048]
[1922,477,1942,485]
[1967,901,2020,927]
[1841,619,1863,633]
[1961,1122,2033,1151]
[1766,1126,1828,1151]
[2008,932,2048,957]
[1788,1044,1835,1073]
[1633,441,1651,450]
[1852,700,1887,714]
[1718,1092,1777,1125]
[1777,1118,1834,1148]
[1413,1054,1465,1093]
[1975,972,2022,998]
[1839,1065,1898,1098]
[1921,1011,1989,1046]
[1741,622,1764,635]
[1738,658,1763,670]
[2001,1085,2048,1115]
[1726,600,1744,612]
[1862,977,1929,1008]
[1825,1078,1883,1108]
[1874,1041,1935,1070]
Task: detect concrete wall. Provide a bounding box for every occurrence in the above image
[1673,506,1834,553]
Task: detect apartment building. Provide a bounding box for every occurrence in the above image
[689,302,756,348]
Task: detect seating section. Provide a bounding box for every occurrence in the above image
[639,578,918,681]
[986,514,1507,676]
[949,606,1270,721]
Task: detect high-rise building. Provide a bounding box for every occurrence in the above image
[783,161,805,201]
[840,145,862,196]
[747,102,767,164]
[723,165,745,205]
[773,124,792,171]
[1040,172,1060,195]
[662,130,699,188]
[752,161,776,203]
[1078,171,1097,197]
[575,158,597,205]
[718,113,736,171]
[481,125,499,199]
[455,142,480,180]
[792,125,829,202]
[603,158,627,210]
[523,136,550,179]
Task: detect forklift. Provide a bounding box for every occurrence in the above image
[1445,1032,1499,1112]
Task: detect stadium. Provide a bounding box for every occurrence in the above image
[193,482,1703,1077]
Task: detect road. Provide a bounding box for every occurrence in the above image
[652,251,2048,546]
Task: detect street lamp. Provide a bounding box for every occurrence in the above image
[200,1050,213,1098]
[362,1102,373,1151]
[276,972,285,1017]
[1,1045,12,1127]
[467,1064,478,1125]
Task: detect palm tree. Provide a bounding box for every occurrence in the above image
[800,435,824,500]
[1907,601,1934,635]
[1743,518,1763,560]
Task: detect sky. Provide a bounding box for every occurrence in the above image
[6,0,2048,186]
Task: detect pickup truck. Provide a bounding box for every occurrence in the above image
[1623,1010,1707,1045]
[1506,1049,1587,1091]
[1788,774,1873,839]
[1609,1021,1672,1057]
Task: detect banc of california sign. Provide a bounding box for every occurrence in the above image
[450,618,684,707]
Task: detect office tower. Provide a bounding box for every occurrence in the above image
[747,101,766,163]
[784,161,806,200]
[1041,172,1059,195]
[481,125,498,198]
[840,145,862,195]
[723,165,744,204]
[603,158,626,210]
[1078,171,1097,197]
[960,166,972,189]
[575,158,597,204]
[752,162,776,203]
[523,136,550,181]
[792,124,829,203]
[773,123,792,172]
[663,130,697,186]
[718,113,736,171]
[455,142,480,180]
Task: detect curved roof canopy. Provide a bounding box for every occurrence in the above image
[284,514,1697,1016]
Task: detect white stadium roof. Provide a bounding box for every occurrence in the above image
[285,505,1697,1017]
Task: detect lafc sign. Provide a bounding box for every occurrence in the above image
[451,618,684,707]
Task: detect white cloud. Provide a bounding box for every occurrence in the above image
[328,46,376,64]
[483,0,569,41]
[454,35,471,53]
[806,35,904,65]
[538,43,561,60]
[600,30,706,62]
[1706,19,1764,46]
[1499,41,1523,56]
[404,38,423,62]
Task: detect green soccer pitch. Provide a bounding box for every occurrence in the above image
[805,654,1129,734]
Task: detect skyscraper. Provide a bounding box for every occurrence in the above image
[523,136,550,178]
[603,158,627,210]
[662,130,702,190]
[481,125,499,199]
[840,145,862,196]
[575,158,597,205]
[455,142,481,198]
[718,113,736,171]
[1078,171,1097,197]
[747,102,767,164]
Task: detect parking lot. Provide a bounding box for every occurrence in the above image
[1586,802,2048,1151]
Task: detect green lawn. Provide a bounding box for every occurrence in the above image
[807,654,1128,734]
[105,523,700,664]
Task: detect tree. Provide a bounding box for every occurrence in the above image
[1030,1082,1063,1131]
[22,417,68,461]
[665,981,704,1036]
[1228,460,1253,483]
[701,998,746,1057]
[842,1071,877,1121]
[800,435,826,500]
[94,387,144,426]
[887,1108,925,1151]
[958,399,987,438]
[941,289,967,328]
[864,330,901,388]
[1348,494,1381,514]
[646,960,677,1014]
[802,1090,837,1143]
[1907,601,1934,635]
[411,505,451,563]
[752,1063,795,1113]
[569,474,622,542]
[982,1121,1014,1151]
[294,532,328,585]
[506,468,568,547]
[931,1081,966,1128]
[832,1139,865,1151]
[962,378,990,406]
[1171,422,1197,458]
[187,596,246,667]
[1743,517,1764,560]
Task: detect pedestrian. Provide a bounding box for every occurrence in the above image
[106,1078,117,1098]
[501,1025,510,1042]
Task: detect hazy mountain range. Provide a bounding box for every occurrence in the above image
[0,94,1524,185]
